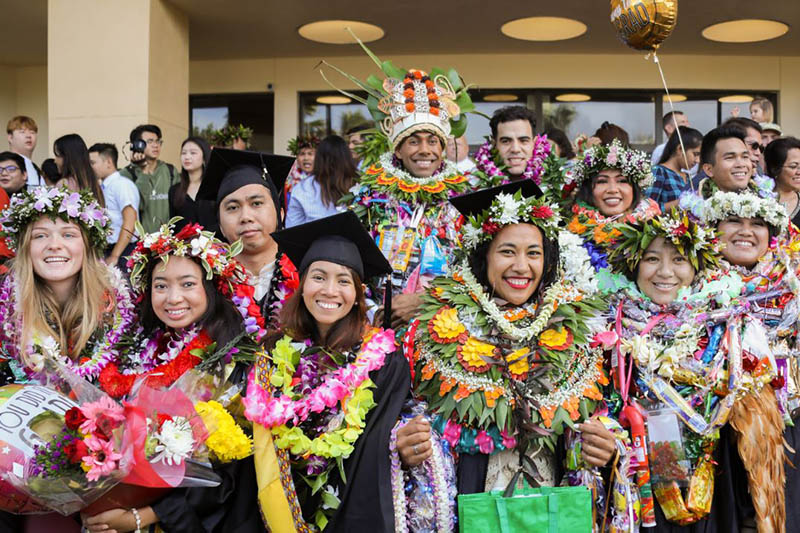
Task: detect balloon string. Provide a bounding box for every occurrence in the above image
[652,52,693,192]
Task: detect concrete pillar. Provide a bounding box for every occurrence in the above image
[47,0,188,166]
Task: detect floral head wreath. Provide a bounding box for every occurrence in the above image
[213,124,253,147]
[318,31,478,150]
[286,134,320,156]
[607,209,721,276]
[683,189,789,234]
[128,219,266,338]
[460,191,561,254]
[564,139,653,191]
[0,187,110,252]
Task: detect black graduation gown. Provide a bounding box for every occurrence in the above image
[323,349,410,533]
[784,418,800,533]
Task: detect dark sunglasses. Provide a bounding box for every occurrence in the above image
[748,141,765,153]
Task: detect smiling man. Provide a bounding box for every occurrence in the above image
[333,57,478,328]
[699,126,754,193]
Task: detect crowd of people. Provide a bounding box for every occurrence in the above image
[1,47,799,533]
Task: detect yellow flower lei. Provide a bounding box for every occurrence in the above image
[195,400,253,463]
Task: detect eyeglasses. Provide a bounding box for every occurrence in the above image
[747,141,765,153]
[783,163,800,173]
[145,139,163,146]
[0,165,20,175]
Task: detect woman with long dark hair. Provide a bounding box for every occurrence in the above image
[169,136,217,232]
[285,135,354,227]
[647,126,703,211]
[53,133,105,206]
[765,136,800,227]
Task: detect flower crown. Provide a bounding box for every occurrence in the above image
[0,187,109,252]
[213,124,253,146]
[565,139,653,191]
[128,219,246,295]
[682,190,789,232]
[286,134,320,156]
[607,209,721,275]
[318,32,476,150]
[460,191,561,253]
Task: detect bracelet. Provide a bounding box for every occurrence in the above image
[130,507,142,533]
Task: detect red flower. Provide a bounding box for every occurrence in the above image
[742,352,757,373]
[673,223,688,237]
[157,413,173,429]
[531,206,554,219]
[64,439,88,464]
[772,374,786,389]
[175,223,202,240]
[65,407,87,431]
[482,221,500,234]
[247,303,261,318]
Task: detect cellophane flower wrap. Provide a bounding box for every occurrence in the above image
[2,359,130,515]
[121,380,219,489]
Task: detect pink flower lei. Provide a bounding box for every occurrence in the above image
[473,135,552,185]
[243,328,395,428]
[0,266,137,379]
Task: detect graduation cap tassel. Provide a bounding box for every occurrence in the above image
[383,277,393,331]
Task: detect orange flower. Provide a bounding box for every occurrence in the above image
[397,180,421,193]
[439,378,456,396]
[428,93,439,101]
[430,107,440,116]
[444,174,467,184]
[454,384,471,401]
[413,70,423,79]
[422,181,446,193]
[597,365,610,386]
[424,79,434,88]
[539,328,573,351]
[503,308,529,322]
[583,382,603,401]
[562,396,581,421]
[365,165,382,176]
[421,360,436,381]
[540,405,557,428]
[567,216,588,235]
[403,88,415,99]
[405,103,415,112]
[376,173,398,186]
[484,388,502,408]
[457,337,496,373]
[506,348,530,379]
[453,272,463,282]
[429,306,466,343]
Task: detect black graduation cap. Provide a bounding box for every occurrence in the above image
[271,211,391,280]
[196,148,295,204]
[449,180,544,219]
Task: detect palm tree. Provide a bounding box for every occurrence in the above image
[543,103,577,132]
[339,110,369,136]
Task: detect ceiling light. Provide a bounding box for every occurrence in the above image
[316,95,352,105]
[702,19,789,43]
[718,95,754,103]
[483,94,519,102]
[663,94,687,103]
[501,17,587,41]
[299,20,384,44]
[555,93,591,102]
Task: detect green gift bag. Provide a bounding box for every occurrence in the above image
[458,484,593,533]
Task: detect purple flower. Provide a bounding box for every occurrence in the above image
[59,192,82,218]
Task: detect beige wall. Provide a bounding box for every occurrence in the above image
[191,52,799,156]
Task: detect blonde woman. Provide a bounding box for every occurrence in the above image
[0,187,135,383]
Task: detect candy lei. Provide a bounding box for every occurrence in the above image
[0,267,135,379]
[389,421,453,533]
[473,137,550,185]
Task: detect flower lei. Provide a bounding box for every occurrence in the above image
[356,152,470,204]
[195,400,253,463]
[243,328,395,529]
[472,136,551,186]
[460,190,561,253]
[682,189,790,232]
[565,138,653,191]
[263,253,299,324]
[411,265,608,452]
[0,186,110,251]
[0,266,136,379]
[607,209,722,275]
[98,329,214,399]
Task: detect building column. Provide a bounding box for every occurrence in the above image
[47,0,188,166]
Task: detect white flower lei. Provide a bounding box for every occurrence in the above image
[699,190,789,230]
[378,152,461,185]
[558,230,598,295]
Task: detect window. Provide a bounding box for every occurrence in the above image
[189,92,275,151]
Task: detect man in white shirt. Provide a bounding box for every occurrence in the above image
[651,110,689,165]
[6,115,41,187]
[89,143,139,271]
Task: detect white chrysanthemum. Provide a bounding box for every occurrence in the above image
[152,417,195,466]
[462,224,482,247]
[493,194,522,225]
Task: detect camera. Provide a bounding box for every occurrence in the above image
[131,139,147,153]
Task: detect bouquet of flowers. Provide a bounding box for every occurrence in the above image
[0,379,129,515]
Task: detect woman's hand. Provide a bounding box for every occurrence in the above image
[577,419,617,468]
[396,415,433,467]
[83,506,157,533]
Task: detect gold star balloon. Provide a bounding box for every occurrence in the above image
[610,0,678,52]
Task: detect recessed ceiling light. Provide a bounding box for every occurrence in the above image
[483,94,519,102]
[501,17,587,41]
[718,95,754,103]
[555,93,591,102]
[316,95,352,105]
[299,20,384,44]
[663,94,687,103]
[702,19,789,43]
